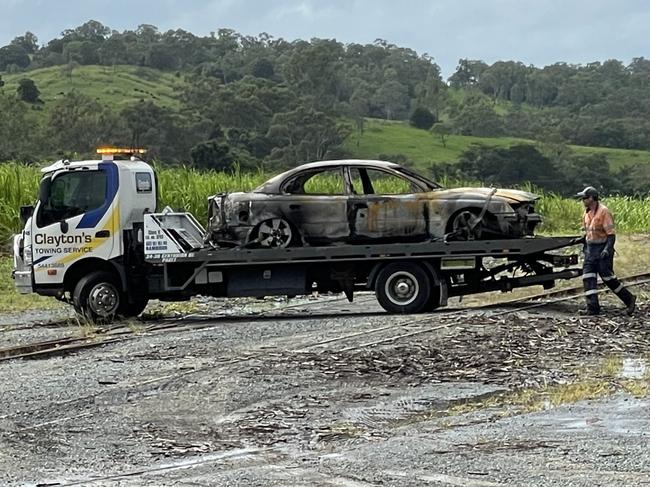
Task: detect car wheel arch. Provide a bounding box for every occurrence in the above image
[445,206,497,233]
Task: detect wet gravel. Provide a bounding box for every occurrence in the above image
[0,290,648,486]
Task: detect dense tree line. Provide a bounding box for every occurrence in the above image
[0,21,443,168]
[1,21,650,194]
[0,21,444,121]
[435,143,650,196]
[448,58,650,150]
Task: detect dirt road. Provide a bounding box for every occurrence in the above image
[1,290,648,486]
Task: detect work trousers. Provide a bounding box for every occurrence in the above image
[583,242,635,313]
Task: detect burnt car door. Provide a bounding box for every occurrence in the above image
[280,167,350,244]
[347,167,428,240]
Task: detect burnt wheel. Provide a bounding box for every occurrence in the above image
[255,218,300,248]
[73,271,121,323]
[375,262,432,314]
[450,209,485,240]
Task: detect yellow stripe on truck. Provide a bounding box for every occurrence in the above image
[35,205,120,272]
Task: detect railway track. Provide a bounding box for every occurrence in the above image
[1,271,648,362]
[1,272,648,485]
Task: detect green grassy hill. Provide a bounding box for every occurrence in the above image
[2,65,186,111]
[3,65,649,171]
[344,118,650,171]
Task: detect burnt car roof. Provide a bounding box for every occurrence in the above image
[254,159,423,193]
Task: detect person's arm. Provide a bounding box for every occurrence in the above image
[600,209,616,258]
[601,234,615,258]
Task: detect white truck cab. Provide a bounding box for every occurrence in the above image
[13,149,156,319]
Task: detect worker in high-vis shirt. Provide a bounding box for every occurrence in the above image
[576,186,636,316]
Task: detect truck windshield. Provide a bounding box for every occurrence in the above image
[37,170,107,228]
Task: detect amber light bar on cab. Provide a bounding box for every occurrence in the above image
[96,147,148,155]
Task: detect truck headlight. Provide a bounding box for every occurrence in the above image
[23,245,33,266]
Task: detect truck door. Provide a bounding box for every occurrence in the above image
[31,163,119,285]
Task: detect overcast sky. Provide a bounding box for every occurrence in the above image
[1,0,648,78]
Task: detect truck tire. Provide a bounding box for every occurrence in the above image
[375,262,431,314]
[73,271,121,323]
[118,298,149,319]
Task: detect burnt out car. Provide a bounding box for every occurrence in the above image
[207,160,542,247]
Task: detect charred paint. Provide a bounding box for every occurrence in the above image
[207,161,543,247]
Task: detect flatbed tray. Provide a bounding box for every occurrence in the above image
[145,236,579,266]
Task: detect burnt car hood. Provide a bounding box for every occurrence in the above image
[434,187,539,204]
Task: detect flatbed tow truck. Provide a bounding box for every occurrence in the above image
[12,149,581,322]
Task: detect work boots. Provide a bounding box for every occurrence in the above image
[624,293,637,316]
[579,293,636,317]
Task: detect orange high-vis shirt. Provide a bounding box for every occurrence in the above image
[583,203,615,244]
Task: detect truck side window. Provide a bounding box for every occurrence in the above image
[37,171,107,227]
[135,172,152,193]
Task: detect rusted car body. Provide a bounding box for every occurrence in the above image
[207,160,542,247]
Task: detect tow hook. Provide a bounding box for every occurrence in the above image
[471,187,498,232]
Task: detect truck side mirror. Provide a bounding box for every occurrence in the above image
[38,176,51,204]
[19,205,34,224]
[60,220,69,233]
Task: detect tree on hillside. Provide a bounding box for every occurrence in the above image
[478,61,528,101]
[147,44,178,69]
[10,32,39,54]
[524,71,558,107]
[47,92,128,154]
[0,44,31,70]
[121,100,168,147]
[431,122,452,148]
[120,100,204,161]
[0,95,39,160]
[60,61,80,82]
[266,106,351,168]
[451,97,504,137]
[190,138,234,171]
[251,58,275,79]
[282,39,345,110]
[455,144,563,190]
[448,59,488,87]
[374,79,409,120]
[560,153,611,192]
[98,36,127,68]
[410,107,436,130]
[348,82,373,146]
[62,20,111,43]
[63,40,100,65]
[17,78,40,103]
[413,72,448,119]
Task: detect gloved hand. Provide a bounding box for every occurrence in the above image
[570,236,586,246]
[601,234,616,260]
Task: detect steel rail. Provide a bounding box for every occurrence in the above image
[0,271,647,362]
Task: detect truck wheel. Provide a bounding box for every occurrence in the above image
[73,271,121,323]
[118,298,149,319]
[375,262,431,314]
